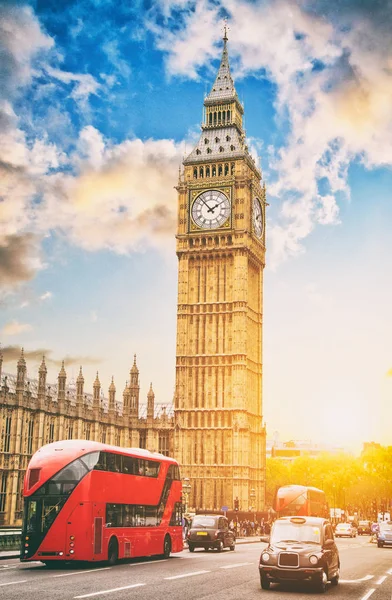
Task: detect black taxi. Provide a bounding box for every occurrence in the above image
[259,516,340,593]
[187,515,235,552]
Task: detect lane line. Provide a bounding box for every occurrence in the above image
[376,576,387,585]
[340,575,374,583]
[74,583,145,598]
[53,567,111,578]
[361,589,375,600]
[129,559,167,566]
[220,562,252,569]
[165,570,210,580]
[0,580,28,587]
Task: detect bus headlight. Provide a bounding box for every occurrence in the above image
[261,552,270,562]
[309,555,318,565]
[70,535,75,541]
[69,550,75,554]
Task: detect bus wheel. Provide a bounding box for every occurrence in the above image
[163,535,171,559]
[108,538,118,566]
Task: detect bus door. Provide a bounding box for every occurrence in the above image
[66,502,93,561]
[91,503,105,561]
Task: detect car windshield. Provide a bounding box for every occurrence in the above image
[359,521,368,526]
[336,524,349,529]
[379,522,392,532]
[192,516,216,528]
[270,521,321,545]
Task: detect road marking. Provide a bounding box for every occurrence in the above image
[361,589,375,600]
[388,568,392,575]
[220,562,252,569]
[340,575,374,583]
[165,570,210,580]
[129,559,167,566]
[1,565,18,570]
[74,583,145,598]
[53,567,111,578]
[0,580,28,587]
[376,575,387,585]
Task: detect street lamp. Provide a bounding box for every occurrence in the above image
[182,477,191,515]
[250,487,256,523]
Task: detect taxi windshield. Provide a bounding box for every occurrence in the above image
[379,522,392,532]
[270,521,321,545]
[192,516,216,528]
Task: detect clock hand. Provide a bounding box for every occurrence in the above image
[207,200,225,213]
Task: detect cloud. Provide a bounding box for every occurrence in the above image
[41,128,183,254]
[1,320,33,336]
[40,291,53,301]
[0,3,54,98]
[0,344,102,368]
[0,234,44,286]
[45,67,101,102]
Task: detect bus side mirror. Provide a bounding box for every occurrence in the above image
[105,523,112,528]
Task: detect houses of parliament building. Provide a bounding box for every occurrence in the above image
[1,31,267,526]
[0,351,173,526]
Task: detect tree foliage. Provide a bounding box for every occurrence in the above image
[266,444,392,518]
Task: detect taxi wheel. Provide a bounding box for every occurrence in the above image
[330,566,340,586]
[188,543,195,552]
[216,540,224,552]
[260,574,270,590]
[317,570,328,593]
[230,542,235,551]
[377,541,384,548]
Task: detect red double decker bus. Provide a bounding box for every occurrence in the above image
[21,440,183,565]
[274,485,328,518]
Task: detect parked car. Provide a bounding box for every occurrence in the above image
[187,515,235,552]
[334,523,357,538]
[377,521,392,548]
[259,516,340,593]
[357,520,371,535]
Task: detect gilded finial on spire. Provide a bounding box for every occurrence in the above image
[223,18,229,42]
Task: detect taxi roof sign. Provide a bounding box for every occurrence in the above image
[290,517,306,524]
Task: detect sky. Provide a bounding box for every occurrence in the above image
[1,0,392,452]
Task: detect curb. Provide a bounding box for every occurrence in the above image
[0,553,19,560]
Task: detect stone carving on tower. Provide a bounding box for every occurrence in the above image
[174,30,267,513]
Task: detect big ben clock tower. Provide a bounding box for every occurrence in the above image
[174,31,267,514]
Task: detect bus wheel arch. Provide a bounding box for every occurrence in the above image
[107,536,119,565]
[163,534,171,558]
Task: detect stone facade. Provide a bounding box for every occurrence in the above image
[0,350,173,526]
[174,33,267,514]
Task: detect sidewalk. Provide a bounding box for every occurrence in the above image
[0,537,262,561]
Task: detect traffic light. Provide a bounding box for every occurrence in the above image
[234,497,239,511]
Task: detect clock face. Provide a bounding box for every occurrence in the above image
[253,197,263,238]
[191,190,231,230]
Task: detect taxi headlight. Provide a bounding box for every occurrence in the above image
[261,552,270,562]
[309,555,318,565]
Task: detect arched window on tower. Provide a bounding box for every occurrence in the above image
[199,166,204,178]
[227,110,230,122]
[231,163,235,175]
[212,164,216,177]
[214,112,217,125]
[218,164,223,176]
[209,113,212,125]
[218,111,221,123]
[193,168,198,179]
[206,166,210,177]
[224,163,229,175]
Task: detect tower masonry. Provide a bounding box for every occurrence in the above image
[174,32,267,513]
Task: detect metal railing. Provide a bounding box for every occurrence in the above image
[0,529,21,551]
